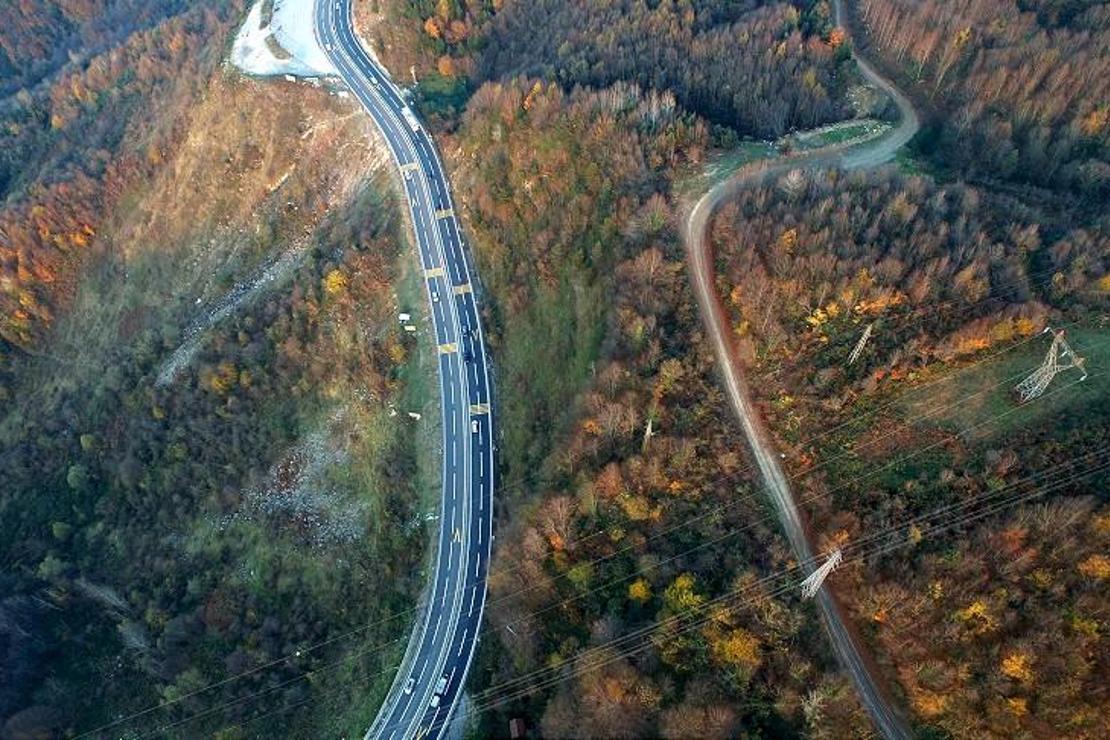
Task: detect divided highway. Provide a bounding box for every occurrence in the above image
[313,2,494,738]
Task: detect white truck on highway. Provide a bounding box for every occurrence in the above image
[402,105,422,133]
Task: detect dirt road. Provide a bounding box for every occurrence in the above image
[683,2,919,737]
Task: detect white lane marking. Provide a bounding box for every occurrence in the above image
[468,588,477,615]
[474,556,481,578]
[330,19,495,738]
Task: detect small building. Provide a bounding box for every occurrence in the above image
[398,312,411,322]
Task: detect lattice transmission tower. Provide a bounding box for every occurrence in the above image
[800,549,843,599]
[1015,328,1088,403]
[847,322,873,366]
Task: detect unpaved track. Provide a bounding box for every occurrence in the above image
[683,2,918,737]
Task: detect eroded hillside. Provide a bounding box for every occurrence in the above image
[1,4,436,737]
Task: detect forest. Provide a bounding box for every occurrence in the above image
[1,1,432,736]
[406,0,1110,735]
[363,0,869,138]
[2,0,1105,736]
[711,170,1108,735]
[0,0,242,372]
[853,0,1110,204]
[0,0,194,97]
[448,78,875,736]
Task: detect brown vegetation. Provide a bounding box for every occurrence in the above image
[363,1,863,137]
[711,169,1109,735]
[451,78,875,737]
[854,0,1110,203]
[0,2,427,736]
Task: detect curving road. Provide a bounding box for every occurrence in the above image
[684,2,918,738]
[313,2,494,738]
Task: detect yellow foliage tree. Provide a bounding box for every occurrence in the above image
[437,55,456,78]
[628,578,652,603]
[1000,652,1034,683]
[324,269,348,296]
[1077,553,1110,580]
[954,599,998,634]
[710,627,763,673]
[664,573,704,612]
[776,227,798,254]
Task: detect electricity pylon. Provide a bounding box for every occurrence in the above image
[1015,327,1088,403]
[847,322,873,366]
[641,415,655,453]
[800,549,843,599]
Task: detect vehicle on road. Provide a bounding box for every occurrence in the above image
[431,287,439,303]
[471,420,479,434]
[402,106,422,133]
[403,677,415,695]
[429,674,449,708]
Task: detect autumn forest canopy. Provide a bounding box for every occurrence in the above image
[0,0,1107,738]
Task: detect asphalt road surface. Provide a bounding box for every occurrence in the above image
[313,2,495,738]
[683,2,918,738]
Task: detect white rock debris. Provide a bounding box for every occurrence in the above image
[231,0,337,77]
[223,411,371,548]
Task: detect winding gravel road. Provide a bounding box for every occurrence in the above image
[683,2,919,737]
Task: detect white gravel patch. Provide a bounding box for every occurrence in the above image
[223,411,371,548]
[231,0,336,77]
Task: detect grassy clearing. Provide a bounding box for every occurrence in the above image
[394,241,444,516]
[676,140,776,197]
[788,118,890,151]
[893,146,932,177]
[899,326,1110,442]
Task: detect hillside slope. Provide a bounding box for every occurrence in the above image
[1,4,435,736]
